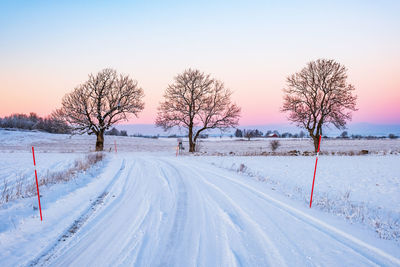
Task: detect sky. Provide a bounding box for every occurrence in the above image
[0,0,399,125]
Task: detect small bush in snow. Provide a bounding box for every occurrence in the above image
[238,163,247,173]
[1,178,11,203]
[270,140,281,152]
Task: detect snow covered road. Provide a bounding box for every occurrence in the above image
[28,154,399,267]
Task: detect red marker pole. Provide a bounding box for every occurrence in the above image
[32,147,43,221]
[309,135,322,208]
[114,140,117,153]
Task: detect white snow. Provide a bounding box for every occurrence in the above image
[0,152,85,191]
[0,129,399,266]
[1,129,399,154]
[197,156,400,241]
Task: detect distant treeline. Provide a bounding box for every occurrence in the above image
[126,129,399,140]
[105,127,128,136]
[0,113,71,134]
[234,129,307,139]
[1,114,398,140]
[234,129,398,140]
[338,131,398,139]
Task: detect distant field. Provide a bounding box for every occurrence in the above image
[1,129,399,154]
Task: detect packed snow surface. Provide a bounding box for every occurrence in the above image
[0,130,399,266]
[199,155,400,241]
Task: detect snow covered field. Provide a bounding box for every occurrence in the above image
[0,129,399,266]
[1,129,399,154]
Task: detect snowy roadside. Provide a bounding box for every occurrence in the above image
[194,155,400,243]
[0,154,123,266]
[0,152,91,205]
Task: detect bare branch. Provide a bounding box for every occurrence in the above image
[156,69,241,152]
[56,68,145,151]
[281,59,357,152]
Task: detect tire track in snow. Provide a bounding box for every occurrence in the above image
[186,160,400,266]
[156,160,189,266]
[158,158,288,267]
[112,158,161,266]
[49,159,149,267]
[29,159,127,266]
[30,155,400,266]
[183,163,288,266]
[47,157,187,267]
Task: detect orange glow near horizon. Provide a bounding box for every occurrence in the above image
[1,68,399,125]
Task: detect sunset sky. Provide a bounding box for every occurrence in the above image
[0,0,399,125]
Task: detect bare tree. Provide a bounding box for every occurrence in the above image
[281,59,357,152]
[234,128,243,138]
[156,69,241,152]
[244,129,254,141]
[243,129,262,141]
[55,68,145,151]
[340,131,349,139]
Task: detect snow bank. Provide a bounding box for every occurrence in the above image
[197,155,400,242]
[0,154,120,266]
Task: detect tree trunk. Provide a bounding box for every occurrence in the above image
[188,136,195,152]
[312,135,319,153]
[95,130,104,151]
[189,141,195,152]
[188,125,196,152]
[309,127,321,153]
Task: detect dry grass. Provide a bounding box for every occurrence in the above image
[1,178,10,204]
[192,149,399,157]
[0,153,104,206]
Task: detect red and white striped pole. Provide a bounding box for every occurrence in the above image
[32,146,43,221]
[309,135,322,208]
